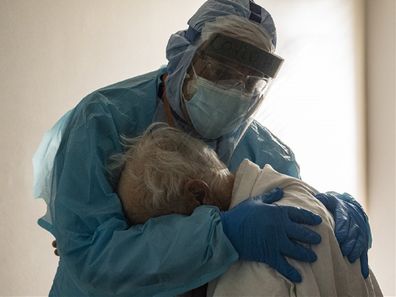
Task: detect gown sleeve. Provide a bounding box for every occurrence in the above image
[34,82,238,296]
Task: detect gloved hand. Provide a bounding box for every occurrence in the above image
[315,192,371,278]
[220,187,322,283]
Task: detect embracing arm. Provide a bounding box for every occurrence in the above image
[32,71,247,296]
[49,100,238,296]
[56,206,237,296]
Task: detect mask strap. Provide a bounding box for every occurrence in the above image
[185,26,200,43]
[249,1,262,23]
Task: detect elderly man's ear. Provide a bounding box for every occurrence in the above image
[183,179,210,206]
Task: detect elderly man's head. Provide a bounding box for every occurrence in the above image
[116,124,234,224]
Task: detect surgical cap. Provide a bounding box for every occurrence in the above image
[166,0,277,119]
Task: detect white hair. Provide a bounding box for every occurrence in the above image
[111,123,231,224]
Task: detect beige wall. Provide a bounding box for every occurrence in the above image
[365,0,396,295]
[0,0,203,295]
[258,0,367,204]
[0,0,394,296]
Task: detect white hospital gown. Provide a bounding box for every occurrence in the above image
[207,159,382,297]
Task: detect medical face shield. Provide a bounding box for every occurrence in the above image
[182,32,283,139]
[200,33,282,79]
[165,0,280,145]
[187,33,283,95]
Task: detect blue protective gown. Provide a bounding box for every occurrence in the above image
[33,67,300,297]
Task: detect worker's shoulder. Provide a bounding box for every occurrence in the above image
[74,68,163,112]
[97,67,164,94]
[64,68,163,133]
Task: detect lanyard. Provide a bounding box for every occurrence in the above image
[160,74,175,128]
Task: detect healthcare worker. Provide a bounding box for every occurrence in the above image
[33,0,372,296]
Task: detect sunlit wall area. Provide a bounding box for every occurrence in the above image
[255,0,366,204]
[365,0,396,295]
[254,0,395,295]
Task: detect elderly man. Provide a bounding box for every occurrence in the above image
[34,0,372,296]
[115,124,382,297]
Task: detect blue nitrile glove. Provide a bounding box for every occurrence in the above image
[220,187,322,283]
[315,192,371,278]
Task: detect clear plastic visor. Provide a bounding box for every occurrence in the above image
[190,54,271,96]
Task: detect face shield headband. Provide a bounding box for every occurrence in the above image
[202,33,284,79]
